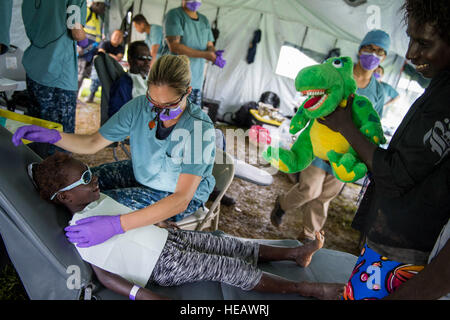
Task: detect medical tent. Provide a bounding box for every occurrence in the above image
[8,0,411,118]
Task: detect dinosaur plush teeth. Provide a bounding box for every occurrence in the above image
[302,89,325,96]
[305,94,328,110]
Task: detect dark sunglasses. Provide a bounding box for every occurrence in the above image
[137,55,152,61]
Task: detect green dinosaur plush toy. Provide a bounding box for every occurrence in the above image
[262,56,386,183]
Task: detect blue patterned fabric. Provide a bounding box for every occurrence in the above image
[343,244,424,300]
[188,88,202,107]
[26,76,77,134]
[91,160,203,221]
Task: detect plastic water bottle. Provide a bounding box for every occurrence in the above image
[278,120,294,149]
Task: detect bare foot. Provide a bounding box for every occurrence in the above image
[305,283,346,300]
[295,231,324,268]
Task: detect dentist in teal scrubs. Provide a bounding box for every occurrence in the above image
[13,55,216,248]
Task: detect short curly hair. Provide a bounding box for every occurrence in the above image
[401,0,450,45]
[33,152,73,202]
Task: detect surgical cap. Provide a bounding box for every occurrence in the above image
[359,29,391,55]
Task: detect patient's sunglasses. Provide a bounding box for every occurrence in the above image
[50,166,92,200]
[137,55,152,61]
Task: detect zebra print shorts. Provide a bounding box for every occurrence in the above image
[148,229,263,291]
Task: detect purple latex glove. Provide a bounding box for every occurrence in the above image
[214,55,226,68]
[12,125,62,146]
[77,38,89,48]
[64,215,125,248]
[215,50,224,57]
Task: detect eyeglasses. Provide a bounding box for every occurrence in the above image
[137,55,152,61]
[146,91,188,110]
[361,45,386,57]
[50,166,92,200]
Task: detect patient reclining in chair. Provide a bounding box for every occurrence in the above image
[30,153,345,300]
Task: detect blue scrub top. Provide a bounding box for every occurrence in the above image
[380,82,399,104]
[357,74,385,118]
[21,0,87,91]
[0,0,13,51]
[312,76,385,174]
[146,24,164,59]
[163,7,215,90]
[99,95,216,204]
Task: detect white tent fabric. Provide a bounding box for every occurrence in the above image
[119,0,409,117]
[7,0,410,117]
[9,0,29,52]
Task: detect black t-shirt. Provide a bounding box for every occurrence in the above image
[99,41,125,56]
[353,69,450,262]
[155,119,176,140]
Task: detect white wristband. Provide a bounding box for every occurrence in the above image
[129,285,141,300]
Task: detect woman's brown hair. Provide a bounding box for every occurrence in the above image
[147,54,191,96]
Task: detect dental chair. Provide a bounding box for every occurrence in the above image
[0,126,357,300]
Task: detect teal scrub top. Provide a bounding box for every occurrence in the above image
[312,77,385,174]
[380,82,399,104]
[99,95,216,204]
[357,74,385,119]
[164,7,214,90]
[146,24,164,59]
[21,0,87,91]
[0,0,13,52]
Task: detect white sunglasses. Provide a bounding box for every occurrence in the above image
[50,166,93,200]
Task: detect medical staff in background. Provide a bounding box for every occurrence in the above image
[374,65,400,107]
[162,0,226,107]
[77,0,105,91]
[4,0,87,140]
[132,14,164,69]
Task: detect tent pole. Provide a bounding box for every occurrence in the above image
[163,0,169,15]
[300,27,309,50]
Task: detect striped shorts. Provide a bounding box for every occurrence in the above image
[148,229,263,291]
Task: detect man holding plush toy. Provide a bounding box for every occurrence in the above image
[269,30,389,243]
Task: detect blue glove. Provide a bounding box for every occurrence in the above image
[65,215,125,248]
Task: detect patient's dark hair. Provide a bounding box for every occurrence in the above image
[127,41,149,60]
[34,152,72,202]
[402,0,450,44]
